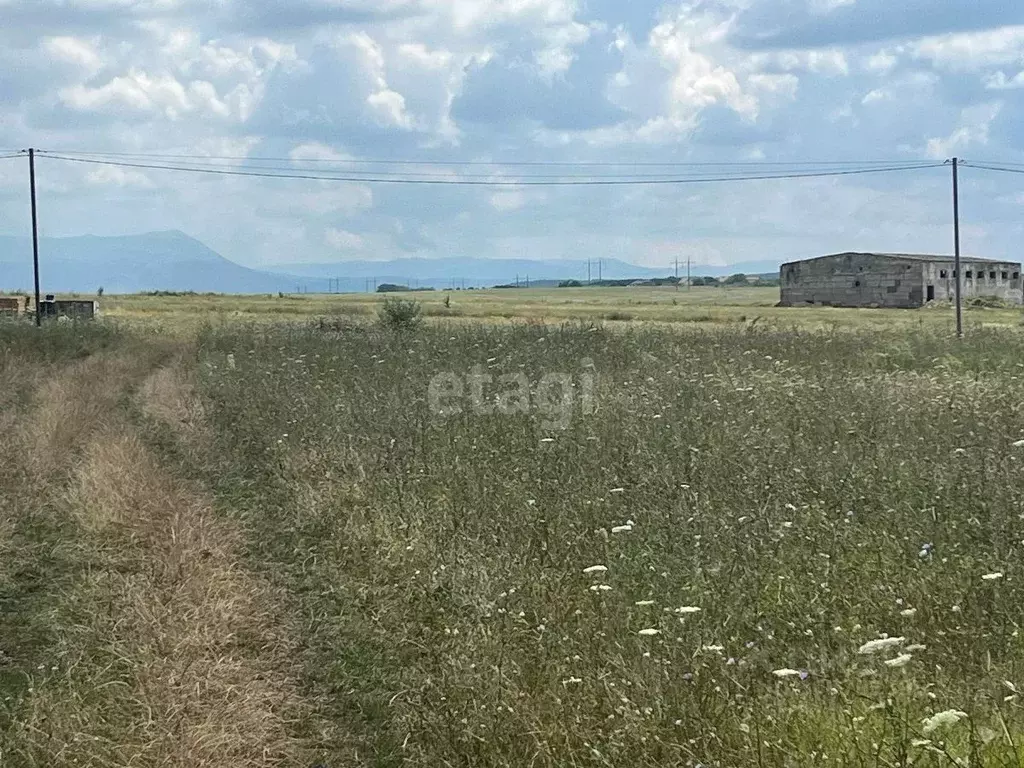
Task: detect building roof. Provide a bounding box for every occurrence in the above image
[783,251,1017,266]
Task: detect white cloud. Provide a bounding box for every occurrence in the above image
[910,26,1024,71]
[325,228,366,250]
[926,102,1003,159]
[43,36,105,73]
[985,71,1024,90]
[341,31,414,129]
[864,50,897,74]
[751,49,849,76]
[648,10,757,124]
[861,88,889,104]
[85,165,154,188]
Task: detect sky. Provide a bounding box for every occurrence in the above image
[1,0,1024,269]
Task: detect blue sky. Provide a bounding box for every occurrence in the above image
[1,0,1023,269]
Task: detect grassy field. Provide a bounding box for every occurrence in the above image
[82,285,1024,333]
[2,294,1024,766]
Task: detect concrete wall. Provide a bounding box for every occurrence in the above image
[779,254,926,308]
[40,300,98,319]
[922,261,1023,304]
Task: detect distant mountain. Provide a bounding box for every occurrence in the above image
[0,231,315,294]
[0,230,783,294]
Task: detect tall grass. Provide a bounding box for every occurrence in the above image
[198,321,1024,767]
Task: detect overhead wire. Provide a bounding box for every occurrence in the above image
[42,148,939,168]
[28,154,941,180]
[40,153,947,187]
[961,162,1024,175]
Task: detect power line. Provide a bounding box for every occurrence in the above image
[41,148,939,168]
[0,153,25,161]
[40,154,946,187]
[960,162,1024,175]
[29,154,941,180]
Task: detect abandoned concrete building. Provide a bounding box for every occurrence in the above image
[779,252,1024,308]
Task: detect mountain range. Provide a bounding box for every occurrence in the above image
[0,230,780,294]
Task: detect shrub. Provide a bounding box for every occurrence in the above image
[378,296,423,330]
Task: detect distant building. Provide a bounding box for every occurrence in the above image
[780,252,1023,308]
[39,298,100,319]
[0,295,28,315]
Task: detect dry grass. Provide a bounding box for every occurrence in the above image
[0,330,315,767]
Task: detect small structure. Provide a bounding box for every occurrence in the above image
[39,297,100,320]
[780,252,1023,308]
[0,295,28,316]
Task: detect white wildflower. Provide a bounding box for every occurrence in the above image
[921,709,969,734]
[635,600,656,607]
[674,606,702,615]
[884,654,913,668]
[609,488,625,494]
[1013,439,1024,448]
[858,636,906,655]
[905,644,927,652]
[702,644,725,653]
[540,438,555,443]
[583,565,608,575]
[900,608,917,617]
[773,668,801,678]
[982,572,1004,581]
[589,585,612,592]
[638,628,660,636]
[562,677,583,685]
[611,525,633,534]
[911,739,932,747]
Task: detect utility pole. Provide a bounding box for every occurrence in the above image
[587,260,591,285]
[598,259,602,282]
[28,148,41,327]
[952,157,963,339]
[687,257,691,291]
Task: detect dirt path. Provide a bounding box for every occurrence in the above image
[0,341,315,766]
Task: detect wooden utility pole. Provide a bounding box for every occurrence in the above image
[687,257,691,291]
[29,148,41,327]
[952,157,963,338]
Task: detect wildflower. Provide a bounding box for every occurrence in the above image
[905,644,926,652]
[540,438,555,443]
[911,739,932,748]
[562,677,583,685]
[884,654,913,668]
[858,637,906,655]
[702,644,725,653]
[900,608,917,618]
[921,709,968,734]
[583,565,608,575]
[589,585,612,592]
[611,525,633,534]
[609,488,625,494]
[638,628,660,636]
[635,600,656,606]
[982,572,1004,581]
[773,668,801,678]
[1013,439,1024,448]
[674,606,702,615]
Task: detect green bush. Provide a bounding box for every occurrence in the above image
[378,296,423,330]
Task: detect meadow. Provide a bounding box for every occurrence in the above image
[1,290,1023,767]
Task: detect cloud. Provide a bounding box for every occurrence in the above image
[43,35,105,72]
[909,25,1024,71]
[85,164,154,188]
[985,71,1024,90]
[926,102,1003,158]
[325,227,366,250]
